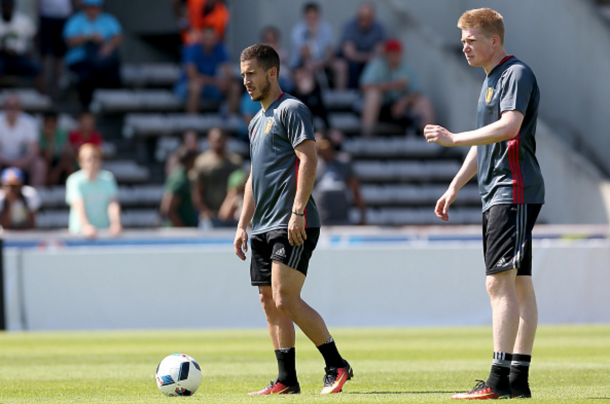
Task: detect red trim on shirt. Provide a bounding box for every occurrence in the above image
[277,92,285,100]
[499,55,514,66]
[508,133,524,204]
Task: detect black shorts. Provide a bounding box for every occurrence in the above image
[250,228,320,286]
[482,204,542,276]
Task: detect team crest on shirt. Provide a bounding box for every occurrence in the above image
[264,118,275,135]
[485,87,493,104]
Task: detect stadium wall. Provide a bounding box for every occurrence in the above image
[3,235,609,331]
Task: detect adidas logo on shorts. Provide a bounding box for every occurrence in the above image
[275,248,286,258]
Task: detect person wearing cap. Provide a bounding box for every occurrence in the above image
[359,38,435,137]
[63,0,122,107]
[0,167,41,230]
[0,0,43,91]
[0,94,47,186]
[65,143,122,238]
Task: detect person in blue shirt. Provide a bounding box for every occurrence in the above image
[174,26,240,114]
[63,0,122,108]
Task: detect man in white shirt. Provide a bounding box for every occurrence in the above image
[0,0,43,89]
[0,94,46,185]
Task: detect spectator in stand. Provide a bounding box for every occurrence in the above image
[66,143,121,238]
[160,146,199,228]
[191,127,241,228]
[217,166,246,224]
[261,25,293,91]
[172,0,230,44]
[0,94,46,185]
[290,2,347,90]
[314,133,366,226]
[165,129,199,178]
[38,0,74,96]
[359,38,435,137]
[0,0,43,91]
[340,3,386,89]
[40,111,76,185]
[0,167,41,230]
[63,0,122,108]
[174,26,240,114]
[68,110,103,151]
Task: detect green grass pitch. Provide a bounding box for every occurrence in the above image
[0,325,609,403]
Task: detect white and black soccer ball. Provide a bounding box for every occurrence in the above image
[155,353,202,397]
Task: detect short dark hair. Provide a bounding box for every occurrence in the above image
[303,2,319,13]
[175,146,198,165]
[240,44,280,76]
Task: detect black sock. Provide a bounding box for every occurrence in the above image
[486,352,512,391]
[275,348,298,386]
[510,354,531,390]
[316,337,345,369]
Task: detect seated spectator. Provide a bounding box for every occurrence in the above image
[165,129,200,178]
[0,94,46,185]
[292,67,330,129]
[0,0,43,90]
[68,110,103,151]
[314,134,366,226]
[290,2,347,90]
[63,0,122,108]
[261,25,293,92]
[174,26,240,114]
[340,3,386,89]
[38,0,74,96]
[217,167,246,224]
[40,111,75,185]
[0,167,41,230]
[160,146,199,228]
[172,0,230,44]
[65,143,121,237]
[191,127,241,228]
[359,38,435,137]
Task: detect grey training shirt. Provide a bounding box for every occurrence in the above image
[248,93,321,235]
[476,55,545,211]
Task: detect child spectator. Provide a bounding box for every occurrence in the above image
[65,143,121,238]
[0,167,41,230]
[40,111,75,185]
[68,111,103,151]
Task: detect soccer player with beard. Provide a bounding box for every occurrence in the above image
[233,43,353,395]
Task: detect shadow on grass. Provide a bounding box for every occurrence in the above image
[346,391,459,395]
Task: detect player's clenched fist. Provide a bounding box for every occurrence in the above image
[424,124,456,147]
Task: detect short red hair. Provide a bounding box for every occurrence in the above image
[458,8,505,45]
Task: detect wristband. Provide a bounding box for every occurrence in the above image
[292,211,305,217]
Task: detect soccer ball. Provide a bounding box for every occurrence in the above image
[155,353,202,396]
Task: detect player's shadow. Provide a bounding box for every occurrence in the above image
[346,390,460,395]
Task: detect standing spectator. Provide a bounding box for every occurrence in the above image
[39,111,75,185]
[63,0,122,108]
[172,0,230,44]
[68,110,103,151]
[165,129,199,178]
[0,0,43,90]
[191,127,241,228]
[66,143,121,237]
[38,0,74,96]
[359,38,435,137]
[0,167,41,230]
[314,134,366,225]
[174,26,240,114]
[340,3,386,89]
[160,146,198,228]
[0,94,46,185]
[290,2,347,90]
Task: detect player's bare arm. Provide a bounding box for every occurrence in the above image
[424,110,524,147]
[290,139,317,247]
[234,170,255,261]
[435,146,478,221]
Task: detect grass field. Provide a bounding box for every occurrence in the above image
[0,325,609,403]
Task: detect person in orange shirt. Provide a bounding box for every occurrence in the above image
[173,0,230,44]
